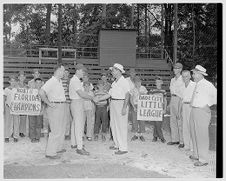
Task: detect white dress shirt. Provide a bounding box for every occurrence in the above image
[41,76,66,102]
[69,75,84,100]
[182,80,196,103]
[191,78,217,107]
[109,76,130,99]
[170,75,185,98]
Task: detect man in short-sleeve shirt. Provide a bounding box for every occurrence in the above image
[39,64,66,159]
[94,63,130,154]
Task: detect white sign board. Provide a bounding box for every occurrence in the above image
[137,94,163,121]
[10,88,41,115]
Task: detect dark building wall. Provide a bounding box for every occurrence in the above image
[99,30,137,66]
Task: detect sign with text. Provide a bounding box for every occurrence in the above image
[137,94,163,121]
[10,88,41,115]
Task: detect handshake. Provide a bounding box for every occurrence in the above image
[92,96,101,103]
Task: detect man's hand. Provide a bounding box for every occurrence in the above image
[121,107,126,116]
[133,106,137,112]
[93,96,99,103]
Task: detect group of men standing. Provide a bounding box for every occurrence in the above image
[38,61,217,167]
[167,63,217,167]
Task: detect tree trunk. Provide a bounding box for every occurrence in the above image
[102,4,106,28]
[173,4,178,64]
[58,4,62,64]
[161,4,164,59]
[145,4,148,48]
[192,4,196,60]
[131,4,134,28]
[45,4,52,46]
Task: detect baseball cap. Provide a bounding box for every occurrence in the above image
[109,63,125,73]
[75,63,87,71]
[173,62,183,69]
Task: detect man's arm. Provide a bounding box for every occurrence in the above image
[39,89,55,107]
[76,90,93,100]
[121,92,130,115]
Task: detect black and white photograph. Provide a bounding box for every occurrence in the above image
[2,1,223,179]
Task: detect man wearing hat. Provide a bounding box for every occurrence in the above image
[94,63,130,154]
[189,65,217,166]
[167,62,185,147]
[69,63,94,155]
[39,64,66,159]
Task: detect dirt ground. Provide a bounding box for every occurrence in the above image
[4,119,216,179]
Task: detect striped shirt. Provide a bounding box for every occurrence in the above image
[62,78,70,103]
[94,89,108,106]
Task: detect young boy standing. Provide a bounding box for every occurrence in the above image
[149,76,167,143]
[28,78,44,143]
[83,81,95,141]
[94,79,109,141]
[4,75,20,142]
[130,76,148,142]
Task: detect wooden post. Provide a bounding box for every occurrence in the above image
[192,4,196,60]
[173,4,178,64]
[58,4,62,64]
[102,4,106,28]
[131,4,134,28]
[161,4,164,59]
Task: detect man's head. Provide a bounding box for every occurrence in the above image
[63,65,70,79]
[155,76,163,89]
[133,76,142,88]
[128,68,136,78]
[109,63,125,78]
[32,69,40,79]
[34,77,43,89]
[53,64,65,79]
[82,72,89,82]
[173,62,183,75]
[18,71,26,82]
[8,75,18,87]
[97,79,105,89]
[101,72,108,82]
[75,63,87,79]
[182,70,191,84]
[191,65,207,82]
[83,81,91,91]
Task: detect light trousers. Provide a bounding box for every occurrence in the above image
[182,104,193,150]
[84,109,95,138]
[4,105,20,139]
[110,100,128,151]
[71,99,85,149]
[45,103,66,156]
[169,96,183,143]
[64,103,73,136]
[190,107,211,163]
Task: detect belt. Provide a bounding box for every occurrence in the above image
[51,101,66,104]
[171,94,178,97]
[111,98,125,101]
[183,102,190,104]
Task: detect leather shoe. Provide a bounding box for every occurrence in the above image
[139,136,145,142]
[45,155,61,159]
[178,144,184,148]
[109,145,118,150]
[189,155,198,160]
[57,149,66,153]
[115,150,128,155]
[76,149,90,155]
[152,137,157,142]
[160,138,166,143]
[5,138,9,143]
[167,141,179,145]
[71,145,77,149]
[13,138,18,142]
[194,161,208,166]
[131,135,138,141]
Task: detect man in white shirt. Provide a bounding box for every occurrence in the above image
[167,63,185,147]
[94,63,130,154]
[181,70,196,150]
[189,65,217,167]
[125,68,136,131]
[69,63,94,156]
[39,64,66,159]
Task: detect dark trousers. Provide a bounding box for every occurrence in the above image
[131,106,145,133]
[29,115,43,140]
[94,106,108,134]
[153,121,164,139]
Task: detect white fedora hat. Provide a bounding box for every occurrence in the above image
[191,65,208,76]
[109,63,125,73]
